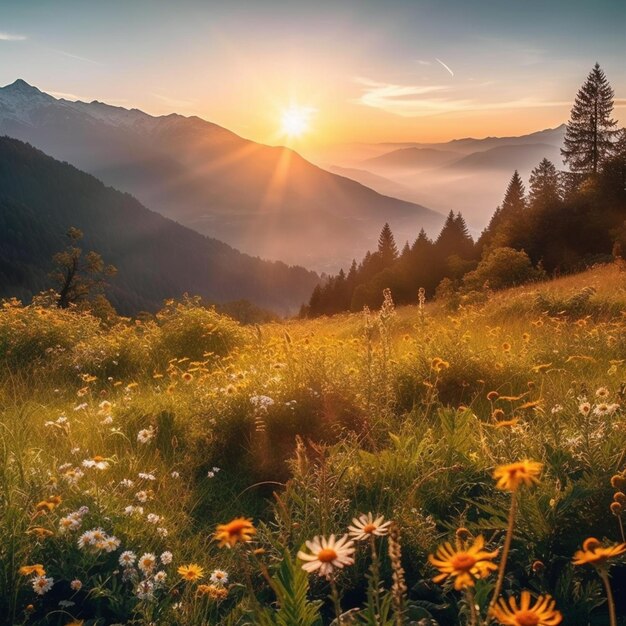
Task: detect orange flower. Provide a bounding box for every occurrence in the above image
[35,495,61,513]
[28,527,54,539]
[493,461,542,492]
[19,564,46,577]
[197,583,229,600]
[177,563,205,582]
[491,590,562,625]
[572,538,626,568]
[214,517,256,548]
[428,535,499,590]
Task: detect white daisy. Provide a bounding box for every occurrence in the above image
[297,534,355,578]
[210,569,229,585]
[137,427,155,444]
[138,553,157,574]
[32,575,54,595]
[160,551,173,565]
[348,513,392,541]
[119,551,137,567]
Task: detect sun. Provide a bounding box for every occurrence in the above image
[280,105,315,138]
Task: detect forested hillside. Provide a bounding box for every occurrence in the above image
[304,64,626,317]
[0,137,319,315]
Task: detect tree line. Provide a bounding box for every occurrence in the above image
[302,63,626,317]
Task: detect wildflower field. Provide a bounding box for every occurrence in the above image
[2,263,626,626]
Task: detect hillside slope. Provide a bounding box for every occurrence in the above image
[0,137,319,315]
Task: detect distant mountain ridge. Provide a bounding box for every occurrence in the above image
[0,79,444,273]
[0,136,319,315]
[318,124,568,225]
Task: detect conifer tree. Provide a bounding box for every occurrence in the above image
[528,158,561,209]
[562,63,617,174]
[501,170,526,215]
[377,223,399,267]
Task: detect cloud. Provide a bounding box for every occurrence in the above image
[353,77,572,117]
[353,77,469,117]
[49,48,102,65]
[45,90,86,101]
[435,58,454,77]
[151,93,196,109]
[0,32,26,41]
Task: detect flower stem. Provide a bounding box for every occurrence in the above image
[466,586,479,626]
[599,570,617,626]
[329,577,343,625]
[618,516,625,543]
[489,491,517,610]
[369,536,383,620]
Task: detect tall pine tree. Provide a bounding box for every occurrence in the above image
[377,223,399,268]
[562,63,617,174]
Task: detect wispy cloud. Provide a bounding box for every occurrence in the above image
[353,77,467,117]
[435,58,454,77]
[45,89,86,101]
[0,32,26,41]
[151,93,196,109]
[354,77,571,117]
[49,48,102,65]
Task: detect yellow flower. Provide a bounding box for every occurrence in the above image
[572,537,626,568]
[19,564,46,577]
[35,495,62,513]
[27,527,54,539]
[493,461,542,492]
[491,590,562,625]
[428,535,499,590]
[177,563,205,582]
[197,584,229,600]
[214,517,256,548]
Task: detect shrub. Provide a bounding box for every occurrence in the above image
[463,247,545,292]
[152,297,249,365]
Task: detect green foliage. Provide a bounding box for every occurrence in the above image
[154,296,249,364]
[254,551,323,626]
[463,247,545,292]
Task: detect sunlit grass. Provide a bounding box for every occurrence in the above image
[1,264,625,624]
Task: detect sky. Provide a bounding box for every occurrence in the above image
[0,0,624,147]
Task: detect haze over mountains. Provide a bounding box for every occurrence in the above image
[0,79,444,274]
[312,125,567,226]
[0,136,319,315]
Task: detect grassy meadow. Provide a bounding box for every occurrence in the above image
[2,263,626,625]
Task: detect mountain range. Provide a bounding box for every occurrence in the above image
[309,125,567,225]
[0,79,444,273]
[0,136,319,315]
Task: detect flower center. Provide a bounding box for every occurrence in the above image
[451,553,476,571]
[318,548,338,563]
[516,610,540,626]
[363,523,377,534]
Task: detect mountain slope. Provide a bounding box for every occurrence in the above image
[363,147,460,170]
[0,136,319,315]
[0,80,444,273]
[443,142,563,172]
